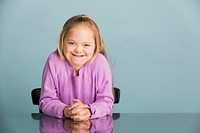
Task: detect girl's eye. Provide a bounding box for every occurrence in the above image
[84,44,91,47]
[68,42,75,46]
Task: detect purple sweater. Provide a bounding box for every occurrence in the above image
[39,51,114,119]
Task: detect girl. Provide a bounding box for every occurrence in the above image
[39,15,114,121]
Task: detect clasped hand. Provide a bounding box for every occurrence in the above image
[64,99,91,121]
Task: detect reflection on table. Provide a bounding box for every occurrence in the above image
[1,113,200,133]
[40,114,114,133]
[114,113,200,133]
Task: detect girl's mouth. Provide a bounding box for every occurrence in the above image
[72,53,84,57]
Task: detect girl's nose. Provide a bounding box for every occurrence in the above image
[74,45,82,53]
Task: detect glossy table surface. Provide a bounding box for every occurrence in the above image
[1,113,200,133]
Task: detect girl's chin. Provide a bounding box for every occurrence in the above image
[71,62,85,68]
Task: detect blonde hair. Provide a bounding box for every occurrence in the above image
[57,14,106,61]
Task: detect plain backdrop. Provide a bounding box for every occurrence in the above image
[0,0,200,115]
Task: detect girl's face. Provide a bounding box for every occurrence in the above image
[64,25,95,71]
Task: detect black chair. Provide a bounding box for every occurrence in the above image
[31,87,120,113]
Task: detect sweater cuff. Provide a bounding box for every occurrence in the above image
[88,104,98,119]
[57,103,68,119]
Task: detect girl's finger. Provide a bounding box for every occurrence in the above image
[73,99,80,103]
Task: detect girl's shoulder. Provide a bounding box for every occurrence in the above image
[92,53,108,64]
[46,51,66,68]
[47,51,63,63]
[48,51,60,61]
[89,53,110,70]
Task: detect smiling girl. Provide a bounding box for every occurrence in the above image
[39,15,114,121]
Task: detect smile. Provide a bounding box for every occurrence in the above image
[72,53,84,57]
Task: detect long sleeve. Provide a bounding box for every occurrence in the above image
[88,54,114,119]
[39,53,67,118]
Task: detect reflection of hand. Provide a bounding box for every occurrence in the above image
[63,118,91,133]
[65,99,91,121]
[40,114,113,133]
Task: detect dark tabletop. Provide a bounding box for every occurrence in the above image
[1,113,200,133]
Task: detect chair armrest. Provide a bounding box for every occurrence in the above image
[114,87,120,104]
[31,88,41,105]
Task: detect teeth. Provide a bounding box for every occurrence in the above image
[72,54,83,57]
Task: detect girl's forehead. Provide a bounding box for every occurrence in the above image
[66,25,94,36]
[64,25,95,42]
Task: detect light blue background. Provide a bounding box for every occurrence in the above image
[0,0,200,114]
